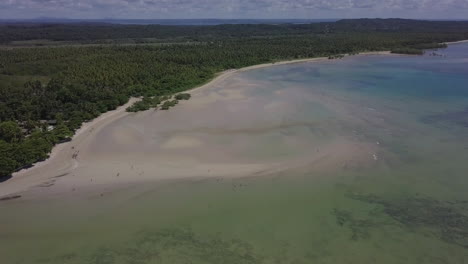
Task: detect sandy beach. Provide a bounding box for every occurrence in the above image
[444,39,468,45]
[191,51,391,93]
[0,98,140,198]
[0,51,394,199]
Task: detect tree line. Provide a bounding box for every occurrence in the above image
[1,18,468,44]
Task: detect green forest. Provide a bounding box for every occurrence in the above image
[0,18,467,180]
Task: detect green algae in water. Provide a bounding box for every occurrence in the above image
[347,193,468,248]
[332,208,394,241]
[40,229,261,264]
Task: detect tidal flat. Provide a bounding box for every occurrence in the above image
[1,44,468,263]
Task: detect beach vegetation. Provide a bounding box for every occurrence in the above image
[391,47,424,55]
[53,123,73,141]
[328,54,345,59]
[127,96,162,112]
[0,121,22,143]
[175,93,191,100]
[160,100,178,110]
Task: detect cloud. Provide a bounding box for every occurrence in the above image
[1,0,467,19]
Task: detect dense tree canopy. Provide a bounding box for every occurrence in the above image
[1,18,468,44]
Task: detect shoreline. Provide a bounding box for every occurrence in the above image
[187,51,391,94]
[0,49,439,198]
[0,51,393,198]
[3,40,467,198]
[444,39,468,45]
[0,98,139,198]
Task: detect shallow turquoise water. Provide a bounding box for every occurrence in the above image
[1,44,468,263]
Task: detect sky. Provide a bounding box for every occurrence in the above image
[1,0,468,20]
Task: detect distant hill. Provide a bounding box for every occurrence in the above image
[1,18,467,44]
[0,18,339,25]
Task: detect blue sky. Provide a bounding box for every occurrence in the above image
[1,0,468,19]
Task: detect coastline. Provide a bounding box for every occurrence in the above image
[2,41,466,198]
[0,50,404,199]
[444,39,468,45]
[0,98,139,198]
[187,51,391,94]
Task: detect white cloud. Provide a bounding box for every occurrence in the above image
[1,0,467,19]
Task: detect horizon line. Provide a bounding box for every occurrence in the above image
[2,17,468,20]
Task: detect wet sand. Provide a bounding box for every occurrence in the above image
[0,52,390,199]
[444,39,468,45]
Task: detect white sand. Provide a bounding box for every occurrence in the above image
[0,98,139,197]
[0,52,391,199]
[445,39,468,45]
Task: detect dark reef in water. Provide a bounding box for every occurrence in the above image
[422,107,468,128]
[37,228,263,264]
[345,193,468,248]
[333,209,380,241]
